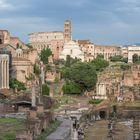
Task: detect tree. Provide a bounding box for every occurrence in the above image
[65,55,80,67]
[26,43,33,49]
[42,84,50,95]
[9,78,26,91]
[62,81,82,94]
[61,62,97,91]
[96,54,104,59]
[16,43,22,49]
[90,57,109,71]
[109,55,123,62]
[39,48,52,64]
[122,57,128,63]
[133,54,139,63]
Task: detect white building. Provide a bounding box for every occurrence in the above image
[128,45,140,63]
[59,40,85,61]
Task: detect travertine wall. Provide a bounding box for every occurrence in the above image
[28,32,64,59]
[128,45,140,63]
[94,45,121,60]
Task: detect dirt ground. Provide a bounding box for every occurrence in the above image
[84,120,133,140]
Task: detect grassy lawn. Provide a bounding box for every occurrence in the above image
[0,118,25,140]
[36,120,61,140]
[52,95,77,110]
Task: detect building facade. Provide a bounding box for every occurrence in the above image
[0,30,37,85]
[94,45,121,60]
[28,20,72,60]
[77,40,94,61]
[28,31,64,59]
[127,45,140,63]
[59,40,85,61]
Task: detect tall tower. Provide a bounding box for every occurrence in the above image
[64,20,71,43]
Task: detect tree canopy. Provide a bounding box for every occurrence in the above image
[61,62,97,91]
[39,48,52,64]
[109,55,123,62]
[9,78,26,91]
[90,57,109,71]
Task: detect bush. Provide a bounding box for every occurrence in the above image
[42,84,50,95]
[110,55,123,62]
[9,78,26,91]
[120,64,131,71]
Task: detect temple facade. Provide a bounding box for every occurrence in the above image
[0,30,37,87]
[0,54,9,89]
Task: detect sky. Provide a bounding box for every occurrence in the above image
[0,0,140,45]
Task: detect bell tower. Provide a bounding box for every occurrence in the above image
[0,31,4,45]
[64,20,71,43]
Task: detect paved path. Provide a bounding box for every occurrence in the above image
[84,120,133,140]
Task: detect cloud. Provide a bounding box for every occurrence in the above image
[0,0,140,45]
[0,0,13,10]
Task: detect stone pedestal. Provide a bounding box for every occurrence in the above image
[29,107,37,119]
[37,105,44,114]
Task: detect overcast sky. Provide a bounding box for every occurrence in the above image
[0,0,140,45]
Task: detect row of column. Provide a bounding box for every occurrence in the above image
[0,58,9,89]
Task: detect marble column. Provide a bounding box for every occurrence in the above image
[32,85,36,107]
[7,60,9,88]
[3,60,6,88]
[1,60,3,88]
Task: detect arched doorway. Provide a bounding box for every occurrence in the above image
[99,110,106,119]
[0,38,2,44]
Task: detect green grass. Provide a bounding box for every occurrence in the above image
[36,120,61,140]
[89,99,103,105]
[0,118,25,140]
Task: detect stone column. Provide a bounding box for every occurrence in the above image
[3,60,6,88]
[0,61,1,88]
[2,60,5,88]
[6,60,9,88]
[32,85,36,107]
[1,60,3,88]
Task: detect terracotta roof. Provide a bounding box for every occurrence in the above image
[75,40,93,44]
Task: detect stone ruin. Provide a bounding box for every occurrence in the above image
[15,106,53,140]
